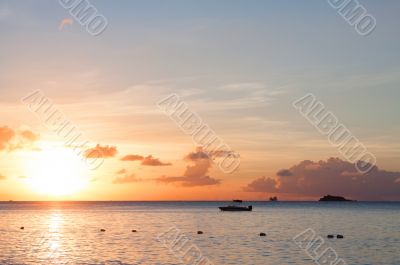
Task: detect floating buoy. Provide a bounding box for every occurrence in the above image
[197,231,203,235]
[100,229,106,232]
[132,230,137,233]
[259,233,266,237]
[327,235,334,239]
[20,227,24,230]
[337,235,344,239]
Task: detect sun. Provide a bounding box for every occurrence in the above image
[26,147,89,196]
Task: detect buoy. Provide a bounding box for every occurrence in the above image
[337,235,344,239]
[197,231,203,235]
[327,235,334,239]
[259,233,266,237]
[100,229,106,232]
[132,230,137,233]
[20,227,24,230]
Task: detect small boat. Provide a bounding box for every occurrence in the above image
[269,196,278,202]
[219,200,253,211]
[219,205,253,211]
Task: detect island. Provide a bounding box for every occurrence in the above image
[319,195,355,202]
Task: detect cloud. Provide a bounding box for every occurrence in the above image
[185,147,236,161]
[113,172,141,184]
[119,153,171,166]
[0,174,6,180]
[185,148,209,161]
[244,158,400,200]
[157,175,220,187]
[59,18,73,30]
[0,126,39,151]
[277,169,293,177]
[141,155,171,166]
[244,176,278,192]
[340,171,364,177]
[0,126,15,151]
[84,144,117,159]
[20,130,39,142]
[120,154,144,161]
[156,149,220,187]
[116,169,127,174]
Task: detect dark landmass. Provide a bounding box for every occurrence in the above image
[319,195,355,202]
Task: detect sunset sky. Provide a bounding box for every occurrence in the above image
[1,0,399,201]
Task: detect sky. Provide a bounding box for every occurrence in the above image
[0,0,399,201]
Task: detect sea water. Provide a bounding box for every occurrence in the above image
[0,201,399,264]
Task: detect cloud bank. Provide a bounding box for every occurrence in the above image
[244,158,400,200]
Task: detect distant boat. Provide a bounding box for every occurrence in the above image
[219,200,253,211]
[269,196,278,202]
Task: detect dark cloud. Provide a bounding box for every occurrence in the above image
[185,147,237,161]
[120,155,144,161]
[244,176,277,193]
[141,155,171,166]
[277,169,293,177]
[185,148,209,161]
[84,144,117,159]
[244,158,400,200]
[156,149,220,187]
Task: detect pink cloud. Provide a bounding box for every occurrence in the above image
[120,154,144,161]
[84,144,118,159]
[244,157,400,201]
[141,155,171,166]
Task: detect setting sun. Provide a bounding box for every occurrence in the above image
[26,148,89,196]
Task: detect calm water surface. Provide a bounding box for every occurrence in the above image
[0,202,399,264]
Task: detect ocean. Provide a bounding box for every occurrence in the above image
[0,201,399,264]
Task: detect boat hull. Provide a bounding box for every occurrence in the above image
[219,206,252,212]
